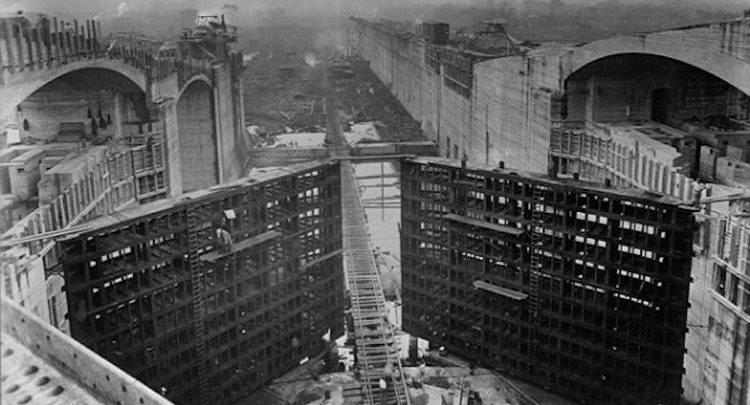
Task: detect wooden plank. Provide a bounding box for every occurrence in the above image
[473,280,528,300]
[445,213,524,236]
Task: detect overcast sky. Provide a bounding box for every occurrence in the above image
[1,0,745,20]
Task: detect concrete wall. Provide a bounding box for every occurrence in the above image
[45,274,69,335]
[684,249,713,403]
[38,146,106,204]
[0,196,33,234]
[17,90,117,142]
[162,100,182,196]
[700,301,750,405]
[681,193,750,405]
[475,54,562,171]
[354,21,563,172]
[567,68,745,125]
[164,63,247,193]
[9,148,46,201]
[0,248,49,322]
[177,79,217,192]
[0,146,31,194]
[716,157,750,187]
[213,63,246,182]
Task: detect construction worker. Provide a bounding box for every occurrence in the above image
[216,219,233,252]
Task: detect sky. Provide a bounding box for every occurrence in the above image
[0,0,745,21]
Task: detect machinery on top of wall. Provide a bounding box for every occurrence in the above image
[183,11,238,50]
[423,20,523,98]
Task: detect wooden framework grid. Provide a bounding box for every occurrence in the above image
[61,161,345,405]
[400,157,696,405]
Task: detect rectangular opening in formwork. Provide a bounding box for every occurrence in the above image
[400,157,696,405]
[60,160,345,405]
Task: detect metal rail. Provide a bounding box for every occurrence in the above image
[326,92,410,404]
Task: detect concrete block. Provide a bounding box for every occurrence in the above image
[39,146,105,205]
[726,145,749,163]
[699,145,718,181]
[9,147,45,201]
[0,146,32,194]
[715,156,750,186]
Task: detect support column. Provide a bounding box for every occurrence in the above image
[114,92,124,139]
[34,26,44,69]
[91,21,101,54]
[161,101,182,196]
[14,22,25,72]
[51,18,60,66]
[73,20,80,57]
[212,67,224,184]
[21,22,32,71]
[0,19,12,80]
[42,20,51,66]
[52,17,64,66]
[85,20,91,55]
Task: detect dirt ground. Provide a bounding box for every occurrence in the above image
[240,364,580,405]
[240,25,424,143]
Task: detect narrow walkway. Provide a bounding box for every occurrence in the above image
[325,92,410,405]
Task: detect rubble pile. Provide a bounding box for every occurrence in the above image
[333,59,424,142]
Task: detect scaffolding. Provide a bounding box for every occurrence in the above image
[60,160,345,405]
[325,91,409,404]
[341,159,410,405]
[400,157,696,405]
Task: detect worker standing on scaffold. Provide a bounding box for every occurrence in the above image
[216,218,233,253]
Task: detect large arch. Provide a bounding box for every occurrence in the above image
[178,74,212,99]
[177,79,218,192]
[12,66,150,143]
[560,52,750,125]
[561,31,750,97]
[0,59,148,125]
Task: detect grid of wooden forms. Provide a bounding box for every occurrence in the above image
[400,158,696,405]
[61,161,345,405]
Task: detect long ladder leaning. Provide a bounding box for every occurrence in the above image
[187,207,210,405]
[527,185,544,377]
[326,91,409,405]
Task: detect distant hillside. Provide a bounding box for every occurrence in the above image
[373,0,744,43]
[5,0,744,43]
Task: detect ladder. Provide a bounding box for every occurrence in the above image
[187,208,209,405]
[527,185,544,376]
[341,159,409,405]
[324,82,409,404]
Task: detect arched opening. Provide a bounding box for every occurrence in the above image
[177,79,217,192]
[554,53,750,189]
[16,68,149,143]
[564,53,749,126]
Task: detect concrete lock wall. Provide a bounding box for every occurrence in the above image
[213,63,244,182]
[177,79,217,192]
[167,62,246,194]
[355,22,564,173]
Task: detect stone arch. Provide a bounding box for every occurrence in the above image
[176,79,217,192]
[178,74,212,99]
[560,51,749,124]
[0,59,148,124]
[9,65,149,142]
[562,34,750,97]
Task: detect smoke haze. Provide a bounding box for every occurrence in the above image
[0,0,745,42]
